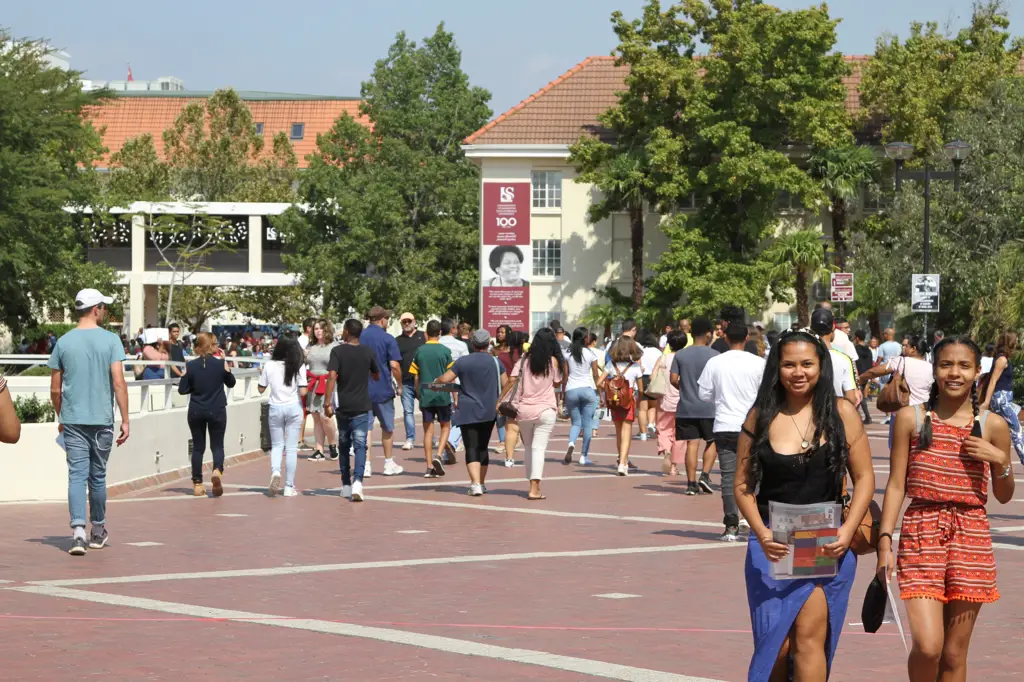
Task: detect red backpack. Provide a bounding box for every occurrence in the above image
[604,362,635,411]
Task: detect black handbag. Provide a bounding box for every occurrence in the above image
[861,575,887,633]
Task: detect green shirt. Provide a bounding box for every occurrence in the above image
[410,340,453,407]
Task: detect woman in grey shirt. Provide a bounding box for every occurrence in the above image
[306,319,339,461]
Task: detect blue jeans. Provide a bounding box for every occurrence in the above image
[336,412,369,485]
[401,380,416,441]
[564,387,599,456]
[269,402,304,487]
[63,424,114,529]
[991,390,1024,465]
[497,414,506,443]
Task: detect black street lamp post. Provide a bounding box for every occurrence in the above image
[883,140,972,331]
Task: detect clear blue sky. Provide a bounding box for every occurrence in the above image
[6,0,1020,116]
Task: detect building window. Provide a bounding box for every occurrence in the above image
[532,239,561,277]
[255,122,264,136]
[290,123,304,140]
[531,312,560,336]
[531,171,562,209]
[773,312,794,332]
[775,190,800,211]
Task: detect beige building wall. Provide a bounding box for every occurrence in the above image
[476,153,842,331]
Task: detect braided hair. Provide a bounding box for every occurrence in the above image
[917,335,983,449]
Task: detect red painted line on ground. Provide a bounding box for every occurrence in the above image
[0,613,900,635]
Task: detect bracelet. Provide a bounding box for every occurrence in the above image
[997,463,1013,479]
[878,532,893,545]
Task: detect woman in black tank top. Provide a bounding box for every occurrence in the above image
[734,329,874,681]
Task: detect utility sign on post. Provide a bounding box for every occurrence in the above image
[830,273,854,303]
[911,274,940,313]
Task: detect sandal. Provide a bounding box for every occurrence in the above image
[527,494,547,501]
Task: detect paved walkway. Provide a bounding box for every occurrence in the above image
[2,411,1023,680]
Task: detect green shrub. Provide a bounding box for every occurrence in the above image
[1013,357,1024,403]
[13,395,56,423]
[20,323,76,344]
[18,365,52,377]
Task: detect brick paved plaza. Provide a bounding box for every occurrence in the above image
[2,415,1023,681]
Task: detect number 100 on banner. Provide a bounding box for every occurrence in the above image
[483,183,530,244]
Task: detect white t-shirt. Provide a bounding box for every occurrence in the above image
[697,350,766,432]
[564,347,600,391]
[832,329,858,361]
[658,334,668,349]
[606,360,644,389]
[259,360,308,406]
[640,346,663,375]
[886,356,934,406]
[298,334,309,351]
[830,350,856,398]
[981,356,994,375]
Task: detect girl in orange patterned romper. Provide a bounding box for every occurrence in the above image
[877,336,1015,682]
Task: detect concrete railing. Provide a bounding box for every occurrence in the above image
[0,355,269,503]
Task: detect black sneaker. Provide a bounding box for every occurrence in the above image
[88,528,108,550]
[431,456,446,477]
[720,525,740,542]
[443,442,457,465]
[685,483,699,496]
[327,446,339,461]
[68,537,88,556]
[309,451,325,461]
[564,443,574,465]
[698,472,714,494]
[627,460,639,472]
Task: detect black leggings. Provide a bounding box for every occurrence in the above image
[188,408,227,483]
[462,420,496,466]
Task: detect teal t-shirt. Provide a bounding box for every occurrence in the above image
[47,328,126,426]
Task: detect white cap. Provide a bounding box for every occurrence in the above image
[74,288,114,310]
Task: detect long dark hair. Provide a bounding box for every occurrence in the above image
[526,328,565,377]
[272,337,304,387]
[569,326,589,364]
[746,330,847,497]
[918,336,983,449]
[508,330,527,364]
[905,334,930,358]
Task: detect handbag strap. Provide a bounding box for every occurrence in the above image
[492,356,503,400]
[507,355,526,403]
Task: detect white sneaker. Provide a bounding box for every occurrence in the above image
[738,518,750,531]
[351,481,364,502]
[269,471,282,497]
[282,486,298,497]
[432,438,439,448]
[468,484,483,497]
[616,464,628,476]
[364,459,372,478]
[382,460,404,476]
[638,433,648,441]
[402,439,414,451]
[504,459,515,468]
[341,485,352,499]
[579,456,592,466]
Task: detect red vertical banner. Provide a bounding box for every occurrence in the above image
[482,182,530,334]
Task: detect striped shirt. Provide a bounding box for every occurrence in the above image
[907,414,988,506]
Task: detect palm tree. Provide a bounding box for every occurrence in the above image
[809,145,879,268]
[578,286,634,340]
[768,230,835,327]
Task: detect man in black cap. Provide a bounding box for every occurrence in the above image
[810,308,859,405]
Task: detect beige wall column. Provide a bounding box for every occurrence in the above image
[248,215,262,276]
[128,215,146,335]
[144,285,159,327]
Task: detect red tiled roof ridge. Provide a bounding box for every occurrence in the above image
[464,55,615,144]
[465,53,873,145]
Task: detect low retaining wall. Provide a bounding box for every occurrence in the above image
[0,400,266,503]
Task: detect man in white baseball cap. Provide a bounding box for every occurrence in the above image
[47,288,130,556]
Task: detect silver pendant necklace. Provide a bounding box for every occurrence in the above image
[789,412,813,450]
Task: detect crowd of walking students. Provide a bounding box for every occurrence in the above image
[36,287,1021,681]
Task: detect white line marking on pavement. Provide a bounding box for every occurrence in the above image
[991,525,1024,533]
[215,513,248,518]
[369,495,723,528]
[395,530,429,534]
[0,491,263,507]
[224,472,655,494]
[12,586,722,682]
[645,493,669,497]
[22,542,742,588]
[124,542,164,547]
[0,580,12,584]
[594,593,641,599]
[992,542,1024,551]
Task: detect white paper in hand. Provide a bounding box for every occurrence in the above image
[56,432,66,452]
[885,579,909,652]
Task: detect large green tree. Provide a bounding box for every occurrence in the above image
[581,1,852,321]
[278,25,491,320]
[0,34,118,332]
[859,0,1023,156]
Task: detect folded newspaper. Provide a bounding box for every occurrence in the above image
[769,501,842,581]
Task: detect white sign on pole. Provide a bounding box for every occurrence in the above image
[830,273,854,303]
[911,274,940,313]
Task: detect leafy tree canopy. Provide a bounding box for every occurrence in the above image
[278,24,491,321]
[0,33,118,332]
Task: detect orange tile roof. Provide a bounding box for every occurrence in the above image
[467,55,874,146]
[87,95,365,169]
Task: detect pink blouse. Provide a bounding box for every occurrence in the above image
[510,358,562,422]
